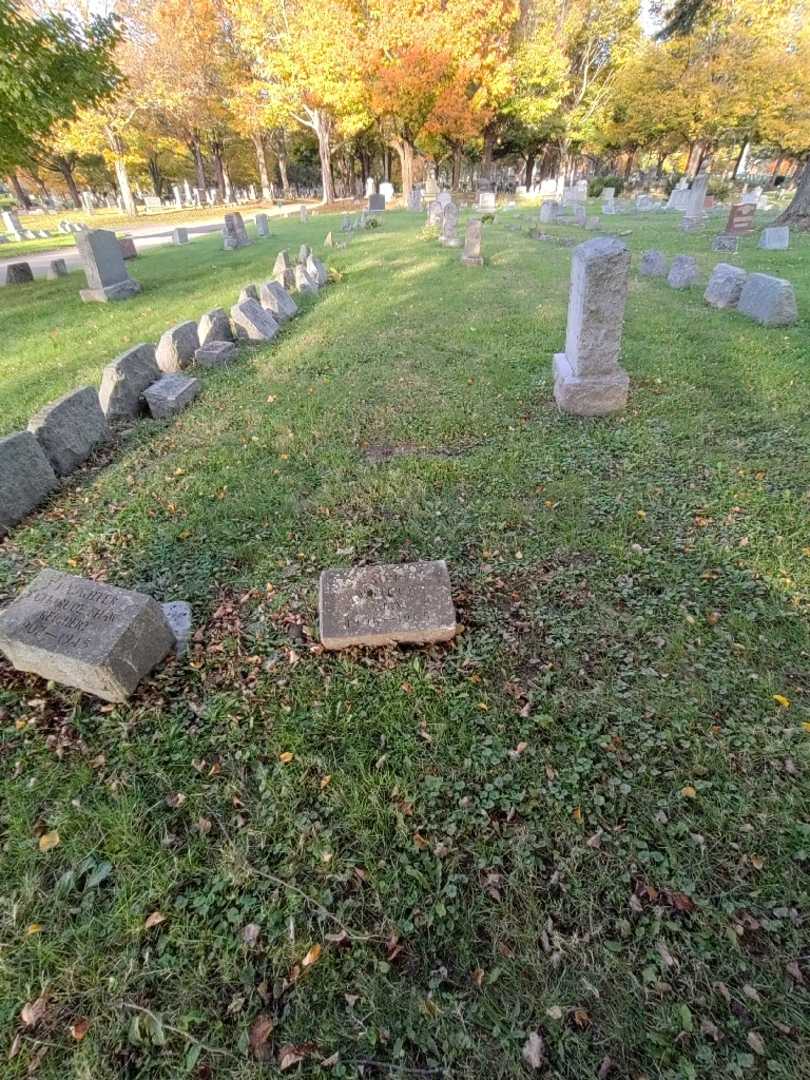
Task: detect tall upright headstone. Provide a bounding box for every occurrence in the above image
[461,219,483,266]
[439,201,461,247]
[552,236,631,417]
[76,229,141,302]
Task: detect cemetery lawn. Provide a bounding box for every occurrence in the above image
[1,208,809,1079]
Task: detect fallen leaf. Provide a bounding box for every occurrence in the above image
[747,1031,765,1055]
[546,1006,563,1020]
[573,1008,591,1030]
[750,855,764,871]
[21,994,48,1027]
[38,831,60,853]
[144,911,167,930]
[69,1018,90,1041]
[680,786,697,799]
[772,694,790,708]
[279,752,294,764]
[320,775,332,789]
[413,832,429,849]
[320,1051,339,1067]
[700,1018,721,1042]
[521,1031,546,1069]
[249,1014,274,1060]
[472,968,485,988]
[743,984,761,1003]
[165,792,186,809]
[25,923,44,936]
[301,943,321,968]
[242,923,261,947]
[278,1043,317,1070]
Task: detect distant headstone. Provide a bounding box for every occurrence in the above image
[667,255,699,289]
[195,340,237,368]
[198,307,234,345]
[725,203,756,236]
[172,227,189,245]
[260,281,298,322]
[666,180,690,211]
[238,284,260,304]
[711,234,738,253]
[223,212,250,250]
[681,174,709,230]
[6,262,34,285]
[572,204,587,227]
[368,193,385,212]
[156,321,200,373]
[552,236,631,416]
[741,186,762,206]
[230,299,280,341]
[539,200,559,224]
[435,191,452,209]
[427,201,443,227]
[255,213,269,237]
[305,253,328,286]
[273,250,295,290]
[0,569,176,702]
[477,191,496,211]
[0,432,58,535]
[324,231,334,247]
[98,343,160,419]
[407,189,423,211]
[585,215,600,230]
[144,374,201,419]
[736,273,798,326]
[319,560,457,650]
[440,201,461,247]
[379,182,394,203]
[759,226,789,250]
[299,204,309,222]
[704,263,748,310]
[294,264,318,294]
[639,250,668,278]
[76,229,141,302]
[1,209,23,239]
[47,258,68,279]
[28,387,108,476]
[365,177,376,196]
[461,219,483,267]
[118,236,137,259]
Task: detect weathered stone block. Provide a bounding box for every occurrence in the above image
[553,352,629,416]
[759,226,789,250]
[298,244,311,265]
[156,321,200,373]
[28,386,108,476]
[639,250,668,277]
[461,219,483,267]
[143,374,201,418]
[305,253,328,286]
[736,273,798,326]
[98,343,160,419]
[172,227,189,245]
[539,200,559,224]
[77,229,141,302]
[118,236,137,259]
[319,560,457,650]
[6,262,33,285]
[294,265,318,294]
[230,299,280,341]
[273,250,295,290]
[260,281,298,322]
[162,600,192,656]
[238,284,259,304]
[255,213,269,237]
[198,307,233,345]
[0,569,176,702]
[0,432,58,535]
[704,263,747,310]
[712,234,738,253]
[47,259,68,279]
[194,340,238,367]
[667,255,699,289]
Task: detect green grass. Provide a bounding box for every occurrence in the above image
[1,205,809,1079]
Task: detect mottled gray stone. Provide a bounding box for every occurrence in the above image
[273,250,295,290]
[639,250,668,277]
[711,234,738,253]
[427,201,443,227]
[156,320,200,373]
[294,265,318,294]
[260,281,298,322]
[461,219,483,266]
[553,235,631,417]
[539,200,559,224]
[0,432,58,535]
[0,569,176,702]
[194,340,238,367]
[76,229,141,302]
[118,236,137,259]
[319,560,457,650]
[98,343,161,419]
[6,262,33,285]
[368,193,385,212]
[298,243,311,265]
[238,283,260,304]
[198,307,233,345]
[255,213,269,237]
[230,299,280,341]
[28,387,108,476]
[172,227,189,245]
[161,600,192,656]
[440,201,461,247]
[736,273,798,326]
[667,255,699,289]
[305,253,327,286]
[143,374,201,418]
[47,259,68,280]
[759,226,789,251]
[704,263,748,309]
[223,212,251,249]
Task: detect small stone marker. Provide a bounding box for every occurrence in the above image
[172,227,189,245]
[98,343,161,419]
[440,201,461,247]
[144,374,201,418]
[273,250,295,290]
[711,234,738,253]
[28,387,108,476]
[195,340,237,367]
[6,262,34,285]
[305,253,328,286]
[461,219,483,267]
[298,243,311,265]
[0,569,176,702]
[255,213,269,238]
[299,204,309,222]
[639,250,668,277]
[77,229,141,302]
[324,231,334,247]
[368,193,385,212]
[427,201,443,227]
[736,272,798,326]
[667,255,699,289]
[539,200,559,224]
[156,321,200,373]
[319,560,457,650]
[759,226,789,250]
[725,203,755,236]
[162,601,192,657]
[704,263,748,310]
[118,236,137,259]
[572,204,587,227]
[294,264,318,294]
[198,308,233,345]
[0,432,58,535]
[552,235,631,417]
[47,259,68,280]
[230,299,280,341]
[260,281,298,322]
[238,283,260,304]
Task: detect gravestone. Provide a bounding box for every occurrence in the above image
[294,264,318,294]
[725,203,756,236]
[223,212,250,250]
[681,174,709,230]
[172,227,189,245]
[319,560,457,650]
[477,191,496,211]
[704,263,748,309]
[143,195,162,212]
[118,236,137,259]
[0,432,58,535]
[98,343,160,419]
[273,250,295,290]
[552,236,631,416]
[299,205,309,222]
[144,374,201,419]
[539,200,559,224]
[47,259,68,279]
[601,187,616,214]
[736,273,797,326]
[156,321,199,373]
[666,179,689,211]
[711,234,738,253]
[427,201,443,227]
[408,189,423,211]
[759,226,789,250]
[6,262,34,285]
[255,213,269,238]
[324,231,334,247]
[230,299,280,341]
[238,283,260,304]
[260,281,298,322]
[77,229,141,302]
[368,193,385,212]
[306,253,328,286]
[639,250,668,278]
[461,219,483,267]
[572,204,587,227]
[1,209,23,239]
[586,216,600,230]
[297,244,311,265]
[667,255,699,289]
[741,186,762,205]
[198,308,233,345]
[436,191,452,209]
[0,569,176,702]
[379,181,394,203]
[440,202,461,247]
[365,177,376,196]
[28,387,108,476]
[195,340,237,367]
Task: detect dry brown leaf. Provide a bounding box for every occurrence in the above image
[69,1018,90,1041]
[680,786,697,799]
[472,968,485,988]
[279,752,294,764]
[165,792,186,809]
[38,831,60,853]
[546,1006,563,1021]
[278,1043,317,1070]
[144,911,166,930]
[700,1019,721,1042]
[573,1008,591,1030]
[747,1031,765,1056]
[249,1014,274,1060]
[785,960,805,984]
[521,1031,546,1070]
[21,994,48,1027]
[301,944,321,968]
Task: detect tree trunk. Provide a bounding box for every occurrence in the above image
[524,152,535,188]
[251,130,272,200]
[8,171,31,209]
[392,137,414,201]
[623,149,635,179]
[190,136,206,192]
[310,110,335,203]
[733,140,750,180]
[452,145,462,190]
[777,158,810,229]
[147,155,162,198]
[277,152,289,195]
[108,132,136,216]
[482,125,496,180]
[211,141,226,200]
[383,146,390,182]
[55,156,81,207]
[695,143,710,174]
